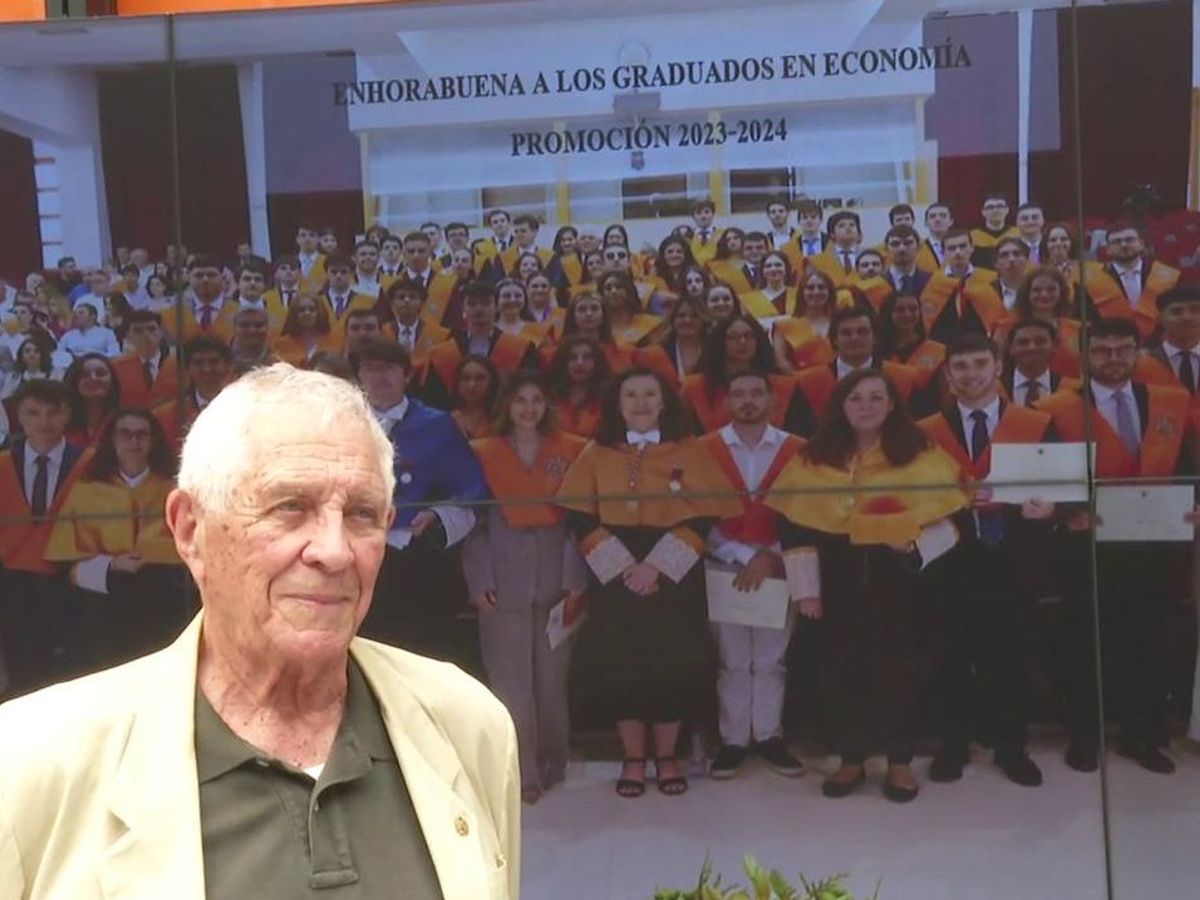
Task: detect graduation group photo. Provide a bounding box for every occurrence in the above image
[3,0,1200,896]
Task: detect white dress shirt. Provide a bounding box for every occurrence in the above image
[769,229,793,248]
[999,282,1019,310]
[835,357,872,381]
[1013,370,1052,407]
[374,396,410,431]
[929,239,944,262]
[23,438,66,506]
[709,424,787,565]
[801,235,823,256]
[1113,259,1144,304]
[957,397,1001,459]
[1092,381,1140,442]
[298,251,320,276]
[395,321,419,351]
[1162,340,1200,389]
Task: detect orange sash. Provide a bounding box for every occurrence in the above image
[471,432,586,528]
[633,344,681,389]
[0,447,93,573]
[554,398,601,438]
[919,404,1051,482]
[1040,383,1189,477]
[741,288,798,319]
[1083,260,1179,338]
[701,431,804,545]
[891,340,946,389]
[920,272,1009,334]
[681,374,797,432]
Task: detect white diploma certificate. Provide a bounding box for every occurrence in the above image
[986,442,1090,504]
[545,597,586,650]
[704,560,791,630]
[1095,485,1195,542]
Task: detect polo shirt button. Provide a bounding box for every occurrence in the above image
[454,816,469,836]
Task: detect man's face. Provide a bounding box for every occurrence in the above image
[981,198,1009,230]
[1016,207,1044,238]
[944,235,974,270]
[190,266,224,302]
[513,222,536,249]
[856,254,884,279]
[16,397,69,449]
[946,349,999,404]
[1088,335,1138,386]
[87,271,110,295]
[446,227,469,251]
[693,206,715,229]
[891,210,915,228]
[319,233,339,255]
[799,211,822,236]
[357,359,408,409]
[73,305,97,330]
[743,238,767,265]
[236,243,252,259]
[172,416,391,669]
[602,245,631,272]
[995,244,1029,282]
[833,316,874,365]
[421,225,442,249]
[59,259,78,279]
[403,240,431,273]
[131,248,150,269]
[327,265,353,294]
[887,234,919,268]
[275,262,299,288]
[128,319,162,355]
[576,232,600,254]
[926,206,953,237]
[345,315,380,345]
[451,249,473,279]
[355,245,379,275]
[1160,301,1200,349]
[297,228,318,253]
[1009,325,1055,375]
[728,376,771,425]
[235,311,269,350]
[832,218,860,248]
[391,289,424,324]
[489,212,511,239]
[188,350,232,397]
[381,241,402,266]
[1106,228,1144,263]
[466,294,497,328]
[767,204,789,229]
[238,270,266,300]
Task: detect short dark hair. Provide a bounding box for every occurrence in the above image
[995,236,1030,258]
[692,198,716,215]
[188,253,223,272]
[888,203,915,223]
[829,302,878,345]
[1016,202,1043,215]
[57,256,76,268]
[125,309,163,328]
[946,330,999,361]
[463,281,497,304]
[354,240,379,255]
[512,214,540,230]
[12,378,72,412]
[1156,283,1200,312]
[274,253,299,269]
[486,208,511,224]
[943,226,972,244]
[445,222,470,237]
[765,199,790,213]
[386,279,427,303]
[349,338,412,375]
[826,210,861,235]
[237,261,268,279]
[885,224,920,245]
[1009,318,1058,345]
[182,334,232,365]
[795,199,822,219]
[925,202,952,219]
[324,254,353,273]
[402,231,431,246]
[1089,317,1142,345]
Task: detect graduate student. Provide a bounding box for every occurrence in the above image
[464,371,588,804]
[768,370,968,801]
[557,368,740,798]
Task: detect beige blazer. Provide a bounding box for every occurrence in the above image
[0,615,520,899]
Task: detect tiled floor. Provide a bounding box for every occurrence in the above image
[522,736,1200,899]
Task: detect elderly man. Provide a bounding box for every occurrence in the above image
[0,364,520,899]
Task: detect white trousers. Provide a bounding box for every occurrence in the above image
[711,618,795,746]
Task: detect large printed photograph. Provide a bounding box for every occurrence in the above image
[1,0,1200,896]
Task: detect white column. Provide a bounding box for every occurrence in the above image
[237,62,271,258]
[1017,8,1033,204]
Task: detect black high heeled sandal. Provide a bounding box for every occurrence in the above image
[655,756,689,796]
[616,758,647,798]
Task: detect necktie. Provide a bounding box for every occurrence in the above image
[840,251,852,274]
[700,230,710,245]
[283,290,294,307]
[335,295,347,318]
[399,326,413,350]
[31,454,49,518]
[1112,390,1141,457]
[142,360,154,389]
[969,409,989,461]
[199,305,214,329]
[746,265,759,288]
[1023,379,1042,407]
[1178,351,1196,394]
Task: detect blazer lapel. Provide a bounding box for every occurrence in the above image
[100,617,206,900]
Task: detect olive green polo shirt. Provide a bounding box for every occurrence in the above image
[195,660,444,898]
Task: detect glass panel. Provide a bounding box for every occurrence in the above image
[1074,0,1200,896]
[0,13,185,702]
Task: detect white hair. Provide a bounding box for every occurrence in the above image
[178,363,395,514]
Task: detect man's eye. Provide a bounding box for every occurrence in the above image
[276,500,306,513]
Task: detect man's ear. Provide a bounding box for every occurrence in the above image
[165,489,204,584]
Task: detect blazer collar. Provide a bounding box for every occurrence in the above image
[100,614,490,899]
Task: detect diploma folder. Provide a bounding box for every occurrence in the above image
[704,559,791,630]
[985,442,1090,504]
[1095,484,1195,542]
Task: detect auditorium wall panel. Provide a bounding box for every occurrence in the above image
[0,128,42,283]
